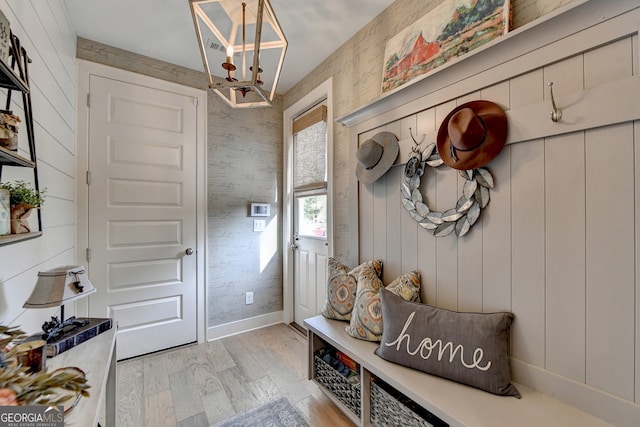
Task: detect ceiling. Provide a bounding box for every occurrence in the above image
[64,0,395,94]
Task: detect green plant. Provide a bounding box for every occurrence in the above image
[0,180,46,207]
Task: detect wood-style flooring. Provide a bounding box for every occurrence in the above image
[116,323,355,427]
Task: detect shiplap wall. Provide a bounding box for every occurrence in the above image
[353,3,639,426]
[0,1,77,333]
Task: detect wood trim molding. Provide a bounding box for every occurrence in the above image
[336,0,639,131]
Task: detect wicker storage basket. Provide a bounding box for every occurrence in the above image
[370,380,448,427]
[314,354,361,417]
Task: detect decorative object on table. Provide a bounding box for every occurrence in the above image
[381,0,511,93]
[47,366,87,415]
[321,257,383,321]
[213,396,309,427]
[189,0,287,109]
[345,269,421,342]
[0,324,90,407]
[355,131,399,184]
[0,187,9,235]
[400,100,507,238]
[0,109,20,151]
[23,265,113,357]
[0,180,46,234]
[15,337,47,374]
[43,318,112,358]
[375,289,520,398]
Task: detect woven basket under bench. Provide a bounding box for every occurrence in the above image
[314,354,361,417]
[371,379,449,427]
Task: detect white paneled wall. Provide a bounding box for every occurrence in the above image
[0,1,77,333]
[351,3,640,425]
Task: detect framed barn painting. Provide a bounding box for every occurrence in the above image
[381,0,511,93]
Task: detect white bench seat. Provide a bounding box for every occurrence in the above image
[305,315,612,427]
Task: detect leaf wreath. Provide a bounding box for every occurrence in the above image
[401,131,494,238]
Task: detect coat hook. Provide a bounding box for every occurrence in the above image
[547,82,562,123]
[409,127,425,146]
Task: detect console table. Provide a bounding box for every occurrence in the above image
[46,327,117,427]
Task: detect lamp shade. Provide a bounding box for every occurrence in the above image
[23,265,96,308]
[190,0,287,108]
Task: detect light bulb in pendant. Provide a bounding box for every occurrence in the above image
[226,45,234,64]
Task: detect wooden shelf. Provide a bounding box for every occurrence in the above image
[0,146,35,167]
[0,231,42,246]
[0,32,41,246]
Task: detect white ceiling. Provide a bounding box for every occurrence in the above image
[64,0,395,93]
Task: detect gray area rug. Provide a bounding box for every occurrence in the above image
[212,397,309,427]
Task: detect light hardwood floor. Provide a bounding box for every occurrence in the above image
[116,323,355,427]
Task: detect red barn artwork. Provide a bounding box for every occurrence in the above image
[382,0,510,93]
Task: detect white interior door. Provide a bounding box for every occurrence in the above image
[87,74,199,360]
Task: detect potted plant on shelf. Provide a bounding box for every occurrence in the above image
[0,110,21,151]
[0,180,46,234]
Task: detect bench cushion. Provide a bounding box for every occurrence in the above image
[375,289,520,398]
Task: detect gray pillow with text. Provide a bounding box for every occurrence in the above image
[375,288,520,398]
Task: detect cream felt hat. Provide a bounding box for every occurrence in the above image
[355,132,399,183]
[436,100,508,170]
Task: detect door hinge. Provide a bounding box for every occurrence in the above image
[86,170,91,185]
[86,93,90,108]
[193,97,198,106]
[86,248,92,262]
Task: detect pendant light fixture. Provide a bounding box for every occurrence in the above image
[190,0,287,108]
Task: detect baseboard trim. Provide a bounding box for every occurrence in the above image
[206,311,284,341]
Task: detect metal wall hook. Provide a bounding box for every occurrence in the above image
[547,82,562,122]
[409,127,426,152]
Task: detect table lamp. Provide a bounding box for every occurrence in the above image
[23,265,96,343]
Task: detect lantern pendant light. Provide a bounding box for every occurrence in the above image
[190,0,287,108]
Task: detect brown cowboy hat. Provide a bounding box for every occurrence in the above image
[436,100,507,170]
[355,131,399,183]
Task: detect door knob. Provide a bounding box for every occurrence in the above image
[185,248,194,255]
[290,244,298,251]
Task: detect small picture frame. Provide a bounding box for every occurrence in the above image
[250,202,270,217]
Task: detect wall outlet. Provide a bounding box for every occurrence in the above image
[245,291,254,305]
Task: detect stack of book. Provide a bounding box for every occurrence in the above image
[46,317,113,357]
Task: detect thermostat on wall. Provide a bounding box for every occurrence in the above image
[250,203,270,217]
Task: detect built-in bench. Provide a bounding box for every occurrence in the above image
[305,315,612,427]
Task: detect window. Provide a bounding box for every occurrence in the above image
[293,102,328,239]
[297,194,327,237]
